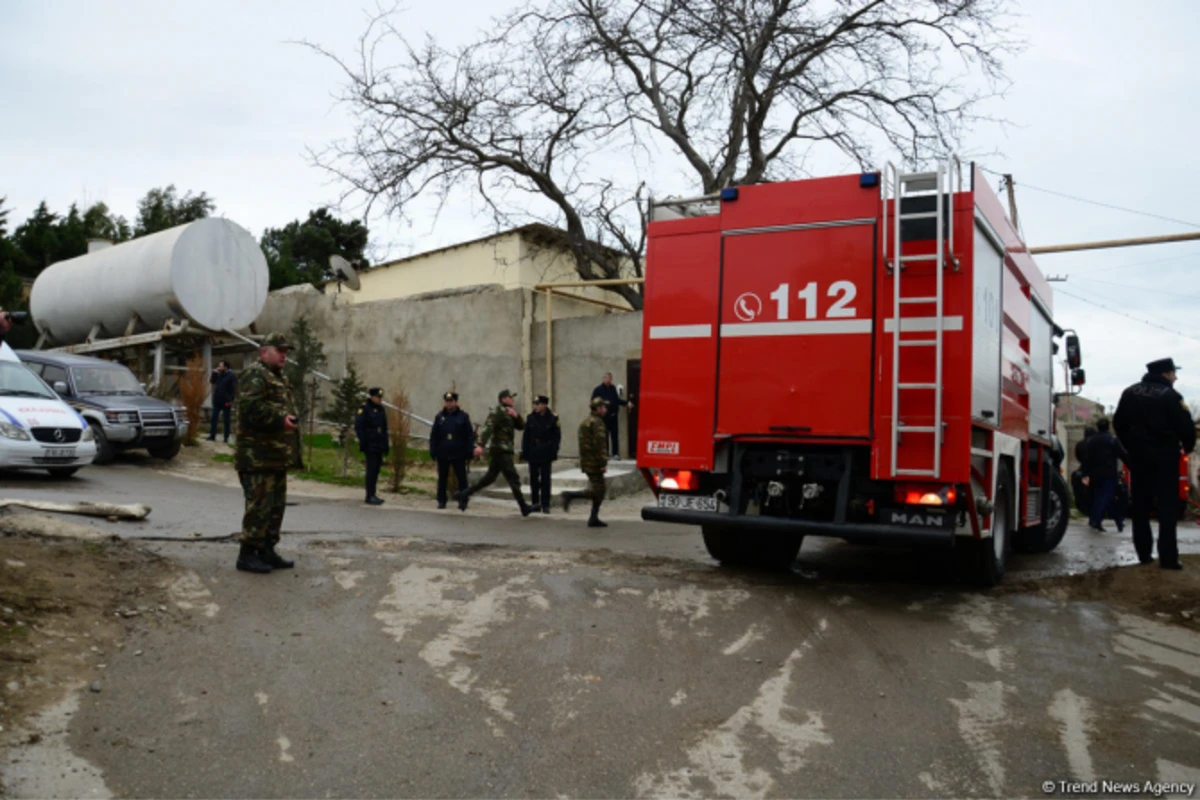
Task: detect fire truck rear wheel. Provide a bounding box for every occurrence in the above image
[701,526,802,570]
[957,467,1013,587]
[1014,470,1069,554]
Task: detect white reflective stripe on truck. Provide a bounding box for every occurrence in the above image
[648,324,714,340]
[883,316,964,333]
[720,319,873,337]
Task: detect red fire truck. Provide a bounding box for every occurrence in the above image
[638,159,1073,585]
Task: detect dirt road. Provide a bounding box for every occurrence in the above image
[2,464,1199,798]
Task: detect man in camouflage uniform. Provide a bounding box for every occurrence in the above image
[455,389,533,516]
[234,332,299,573]
[562,396,609,528]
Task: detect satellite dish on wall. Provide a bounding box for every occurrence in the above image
[329,255,361,291]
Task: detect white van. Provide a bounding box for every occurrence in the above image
[0,341,97,478]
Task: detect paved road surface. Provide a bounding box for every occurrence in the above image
[2,466,1199,798]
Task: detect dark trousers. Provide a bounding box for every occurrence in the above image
[604,415,619,457]
[209,405,231,441]
[466,453,526,508]
[1130,455,1181,565]
[528,461,553,509]
[436,458,468,506]
[1088,477,1118,528]
[364,452,384,499]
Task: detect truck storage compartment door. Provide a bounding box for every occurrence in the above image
[638,224,721,469]
[717,223,875,439]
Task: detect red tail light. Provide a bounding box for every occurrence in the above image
[659,469,698,491]
[895,484,956,506]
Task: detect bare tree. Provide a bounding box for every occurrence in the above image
[309,0,1015,309]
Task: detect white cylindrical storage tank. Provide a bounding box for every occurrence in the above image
[30,218,269,345]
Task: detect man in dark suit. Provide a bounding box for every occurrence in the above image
[430,392,474,509]
[208,360,237,443]
[521,395,561,514]
[1082,418,1125,533]
[591,372,633,460]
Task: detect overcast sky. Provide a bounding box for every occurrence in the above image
[2,0,1198,409]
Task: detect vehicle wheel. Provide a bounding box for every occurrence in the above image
[92,426,114,465]
[702,526,802,570]
[147,438,182,460]
[957,467,1012,587]
[46,467,79,479]
[1014,471,1069,554]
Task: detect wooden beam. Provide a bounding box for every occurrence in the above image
[1031,230,1200,255]
[545,288,634,312]
[533,278,645,290]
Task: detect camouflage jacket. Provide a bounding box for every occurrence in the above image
[478,404,524,455]
[235,360,296,471]
[578,411,608,474]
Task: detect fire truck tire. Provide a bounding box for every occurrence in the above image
[1014,471,1069,553]
[701,527,802,570]
[958,468,1013,587]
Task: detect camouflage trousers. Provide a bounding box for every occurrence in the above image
[239,470,287,548]
[466,453,525,505]
[581,471,607,502]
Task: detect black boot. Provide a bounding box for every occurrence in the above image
[542,505,551,515]
[262,545,294,569]
[236,544,273,574]
[561,490,582,512]
[519,500,534,517]
[455,490,470,511]
[587,501,607,528]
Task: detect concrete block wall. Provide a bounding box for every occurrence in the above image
[255,285,526,434]
[531,311,643,458]
[252,284,644,458]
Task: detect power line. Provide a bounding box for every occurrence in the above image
[979,167,1200,230]
[1054,286,1200,342]
[1071,275,1200,302]
[1078,251,1200,275]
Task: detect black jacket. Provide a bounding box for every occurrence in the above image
[591,383,628,420]
[1113,373,1197,461]
[430,407,474,462]
[354,401,390,455]
[521,409,561,463]
[210,370,237,407]
[1082,432,1124,481]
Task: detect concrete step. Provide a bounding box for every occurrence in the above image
[468,463,644,500]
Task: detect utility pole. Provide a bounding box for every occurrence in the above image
[1003,174,1019,230]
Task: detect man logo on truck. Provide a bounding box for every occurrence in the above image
[733,293,762,322]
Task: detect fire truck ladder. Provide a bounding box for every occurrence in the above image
[883,157,962,478]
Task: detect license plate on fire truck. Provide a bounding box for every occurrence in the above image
[657,494,719,512]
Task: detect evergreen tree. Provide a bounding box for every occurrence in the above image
[283,315,328,439]
[134,185,215,236]
[321,359,367,477]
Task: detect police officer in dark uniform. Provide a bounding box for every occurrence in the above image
[1113,357,1196,570]
[430,391,474,509]
[355,387,389,506]
[521,395,561,514]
